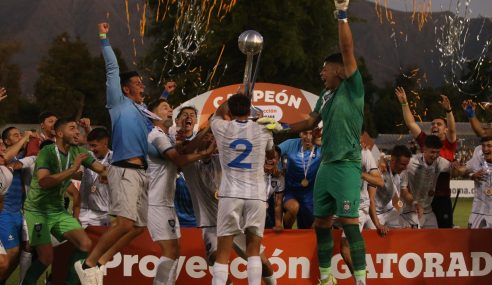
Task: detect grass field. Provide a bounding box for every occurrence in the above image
[4,198,476,285]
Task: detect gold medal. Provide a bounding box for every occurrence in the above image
[90,185,97,193]
[301,178,309,188]
[486,188,492,196]
[214,191,219,200]
[397,200,403,208]
[428,190,435,197]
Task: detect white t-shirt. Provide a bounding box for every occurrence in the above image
[0,166,13,196]
[265,174,285,199]
[401,153,450,213]
[80,151,113,212]
[376,166,400,214]
[360,149,378,210]
[182,155,221,227]
[466,151,492,216]
[147,126,177,207]
[211,117,274,201]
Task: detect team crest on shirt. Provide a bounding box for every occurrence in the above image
[271,180,278,188]
[168,219,176,233]
[343,200,351,213]
[34,223,42,237]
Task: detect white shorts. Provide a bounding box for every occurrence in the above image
[0,239,6,255]
[377,208,404,228]
[109,166,148,227]
[401,211,438,229]
[468,213,492,229]
[217,198,266,238]
[201,227,265,264]
[148,206,181,241]
[79,209,111,228]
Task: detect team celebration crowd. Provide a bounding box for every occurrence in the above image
[0,1,491,285]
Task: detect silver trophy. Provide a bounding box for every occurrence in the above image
[238,30,263,119]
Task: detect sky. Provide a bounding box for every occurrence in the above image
[367,0,492,18]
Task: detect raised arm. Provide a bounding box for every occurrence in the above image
[439,95,456,143]
[395,87,422,138]
[98,22,123,108]
[3,131,32,161]
[462,100,492,137]
[335,0,357,77]
[0,87,7,103]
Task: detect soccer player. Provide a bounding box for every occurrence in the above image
[371,145,412,229]
[465,137,492,228]
[146,98,214,285]
[276,1,367,283]
[210,94,274,285]
[76,22,151,285]
[22,118,107,285]
[400,135,451,229]
[77,128,113,227]
[279,129,321,229]
[395,86,457,228]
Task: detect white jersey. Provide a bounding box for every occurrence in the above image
[401,154,450,213]
[360,149,378,210]
[79,151,113,212]
[211,118,274,201]
[182,154,221,227]
[147,126,177,207]
[376,164,400,214]
[265,174,285,199]
[466,151,492,216]
[0,165,13,195]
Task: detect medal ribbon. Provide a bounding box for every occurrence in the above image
[301,145,315,182]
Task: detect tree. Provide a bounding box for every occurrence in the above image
[0,42,23,124]
[142,0,339,106]
[34,33,128,127]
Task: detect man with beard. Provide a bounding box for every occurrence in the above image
[22,118,107,285]
[395,86,457,228]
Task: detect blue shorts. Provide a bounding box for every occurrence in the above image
[283,189,314,229]
[0,211,23,250]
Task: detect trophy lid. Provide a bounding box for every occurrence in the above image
[238,30,263,55]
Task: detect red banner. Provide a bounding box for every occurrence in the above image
[53,228,492,284]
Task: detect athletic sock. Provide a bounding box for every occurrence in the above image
[342,224,366,272]
[19,250,32,284]
[21,259,48,285]
[212,262,228,285]
[247,256,262,285]
[66,249,88,285]
[154,256,178,285]
[315,226,333,280]
[263,274,277,285]
[354,269,367,283]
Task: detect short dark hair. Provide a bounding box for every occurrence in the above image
[227,94,251,117]
[424,135,443,149]
[39,111,58,124]
[54,118,76,132]
[87,128,110,142]
[324,53,343,65]
[120,71,140,88]
[1,126,17,142]
[391,145,413,158]
[432,117,447,126]
[177,106,198,118]
[147,98,168,113]
[481,136,492,143]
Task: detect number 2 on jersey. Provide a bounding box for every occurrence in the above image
[228,139,252,169]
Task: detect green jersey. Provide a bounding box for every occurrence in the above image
[24,144,95,213]
[313,69,364,163]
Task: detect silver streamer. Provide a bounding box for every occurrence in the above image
[435,0,491,95]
